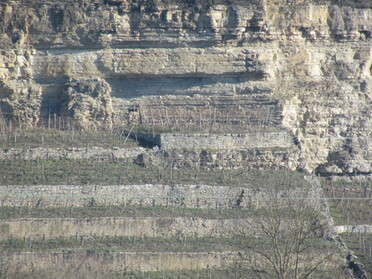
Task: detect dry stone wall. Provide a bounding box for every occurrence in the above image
[6,251,241,274]
[0,147,144,161]
[158,147,294,169]
[334,225,372,234]
[0,183,321,209]
[5,250,343,275]
[159,132,291,150]
[0,145,292,168]
[0,217,249,240]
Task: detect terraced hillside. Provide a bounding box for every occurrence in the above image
[1,0,371,176]
[323,179,372,276]
[0,126,361,279]
[0,0,371,277]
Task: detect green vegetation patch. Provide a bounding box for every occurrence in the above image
[0,158,311,188]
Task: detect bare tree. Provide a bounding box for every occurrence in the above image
[237,196,341,279]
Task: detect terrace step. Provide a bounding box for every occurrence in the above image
[2,249,344,276]
[3,251,241,274]
[0,147,144,161]
[334,225,372,234]
[0,216,251,240]
[0,182,318,209]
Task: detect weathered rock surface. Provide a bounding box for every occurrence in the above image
[61,77,113,127]
[0,183,320,209]
[0,146,144,161]
[0,0,371,175]
[0,79,41,125]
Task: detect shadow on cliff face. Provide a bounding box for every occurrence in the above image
[315,139,371,177]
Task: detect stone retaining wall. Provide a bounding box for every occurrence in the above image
[159,148,294,169]
[0,217,251,240]
[0,184,321,209]
[334,225,372,234]
[7,251,240,273]
[132,131,292,150]
[0,142,295,169]
[159,132,292,150]
[5,250,343,275]
[0,147,144,161]
[0,130,297,169]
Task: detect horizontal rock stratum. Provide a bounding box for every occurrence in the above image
[0,0,371,175]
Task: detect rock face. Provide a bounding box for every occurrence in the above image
[61,77,113,128]
[0,0,371,175]
[0,79,41,125]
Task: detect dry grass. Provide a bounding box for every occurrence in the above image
[0,158,311,188]
[0,127,138,149]
[0,205,257,220]
[341,233,372,275]
[322,179,372,225]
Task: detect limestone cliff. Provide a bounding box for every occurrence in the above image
[0,0,371,175]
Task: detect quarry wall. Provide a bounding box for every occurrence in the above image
[0,0,371,175]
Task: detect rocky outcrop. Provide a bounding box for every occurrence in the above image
[0,42,41,125]
[316,138,372,175]
[0,0,371,175]
[0,79,41,125]
[61,77,113,128]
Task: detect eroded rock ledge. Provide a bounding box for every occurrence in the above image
[0,0,371,175]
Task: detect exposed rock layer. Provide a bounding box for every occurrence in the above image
[0,0,371,175]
